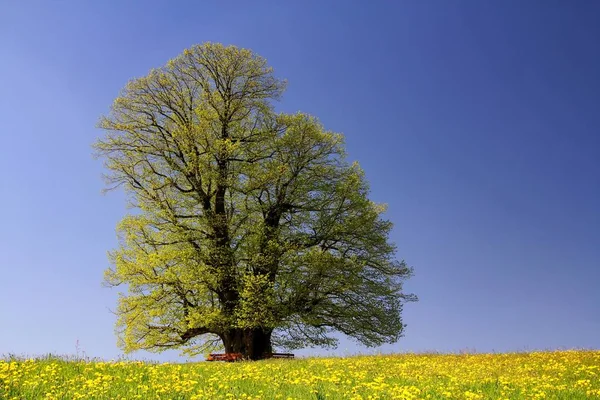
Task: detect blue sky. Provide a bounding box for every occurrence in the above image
[1,1,598,361]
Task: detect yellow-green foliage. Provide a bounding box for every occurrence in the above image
[94,42,416,356]
[2,350,599,399]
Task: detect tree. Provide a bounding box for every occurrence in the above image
[94,43,416,360]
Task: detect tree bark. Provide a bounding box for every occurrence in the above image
[222,328,273,360]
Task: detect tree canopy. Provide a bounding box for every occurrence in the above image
[95,42,416,360]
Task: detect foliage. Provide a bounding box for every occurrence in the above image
[2,351,600,399]
[94,42,415,356]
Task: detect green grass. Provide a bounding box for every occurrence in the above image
[1,350,599,399]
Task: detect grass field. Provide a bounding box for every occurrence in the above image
[1,350,599,399]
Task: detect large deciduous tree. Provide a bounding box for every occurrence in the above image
[95,43,416,360]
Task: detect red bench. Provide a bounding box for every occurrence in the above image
[206,353,294,361]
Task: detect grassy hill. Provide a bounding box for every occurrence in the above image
[1,350,599,399]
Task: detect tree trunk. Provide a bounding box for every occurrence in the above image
[222,328,273,360]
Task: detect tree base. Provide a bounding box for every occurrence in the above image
[221,328,273,360]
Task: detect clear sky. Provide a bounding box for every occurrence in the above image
[1,1,599,362]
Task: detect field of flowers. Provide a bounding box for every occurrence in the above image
[1,350,599,399]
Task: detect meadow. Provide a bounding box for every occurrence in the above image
[1,350,599,399]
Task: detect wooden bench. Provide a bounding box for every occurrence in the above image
[206,352,294,361]
[268,353,295,359]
